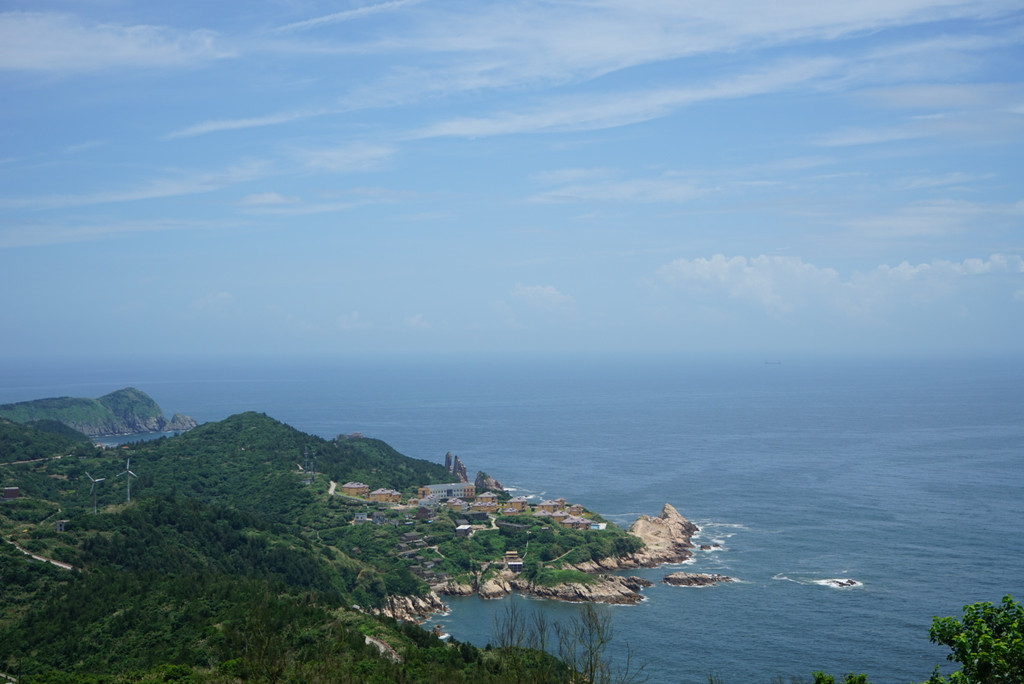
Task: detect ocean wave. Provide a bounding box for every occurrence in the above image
[772,573,863,589]
[695,521,749,531]
[814,578,863,589]
[661,558,697,569]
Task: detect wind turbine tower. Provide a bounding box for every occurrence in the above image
[117,458,138,503]
[86,472,105,514]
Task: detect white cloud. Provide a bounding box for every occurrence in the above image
[657,253,1024,316]
[337,311,372,330]
[405,313,430,329]
[0,12,230,72]
[510,284,575,309]
[658,254,840,312]
[192,291,234,311]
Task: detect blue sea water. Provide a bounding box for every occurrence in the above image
[1,354,1022,683]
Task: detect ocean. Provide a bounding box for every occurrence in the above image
[2,354,1022,683]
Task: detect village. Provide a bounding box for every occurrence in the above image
[333,479,610,586]
[339,480,606,532]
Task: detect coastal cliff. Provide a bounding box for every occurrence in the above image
[373,592,450,621]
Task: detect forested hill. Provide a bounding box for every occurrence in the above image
[0,418,93,463]
[1,412,576,682]
[124,411,456,517]
[0,387,196,437]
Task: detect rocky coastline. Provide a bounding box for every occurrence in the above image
[430,503,701,609]
[663,572,734,587]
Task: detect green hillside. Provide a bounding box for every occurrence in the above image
[0,412,577,682]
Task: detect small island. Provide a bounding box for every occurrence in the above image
[0,387,197,438]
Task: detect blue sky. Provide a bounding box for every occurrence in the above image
[2,1,1022,360]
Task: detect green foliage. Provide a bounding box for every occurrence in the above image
[920,595,1024,684]
[812,672,870,684]
[0,419,91,464]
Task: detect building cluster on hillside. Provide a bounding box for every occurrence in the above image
[339,479,605,532]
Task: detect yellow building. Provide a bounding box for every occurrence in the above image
[507,496,529,511]
[369,488,402,503]
[341,482,370,497]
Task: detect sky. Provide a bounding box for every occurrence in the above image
[1,0,1023,360]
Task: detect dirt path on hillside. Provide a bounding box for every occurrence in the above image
[5,539,75,571]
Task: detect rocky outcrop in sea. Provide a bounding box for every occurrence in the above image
[663,572,734,586]
[474,470,504,492]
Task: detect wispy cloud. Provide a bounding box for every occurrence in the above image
[0,161,267,211]
[0,11,230,72]
[296,142,396,172]
[239,192,300,206]
[0,218,240,249]
[412,58,839,138]
[531,176,706,204]
[192,291,235,311]
[337,311,373,330]
[844,199,1024,239]
[272,0,426,34]
[165,110,326,139]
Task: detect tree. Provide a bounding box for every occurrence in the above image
[921,595,1024,684]
[813,673,870,684]
[555,603,646,684]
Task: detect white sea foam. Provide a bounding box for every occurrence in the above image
[814,578,863,589]
[662,558,697,569]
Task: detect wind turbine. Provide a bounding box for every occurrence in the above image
[117,458,138,503]
[86,472,105,514]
